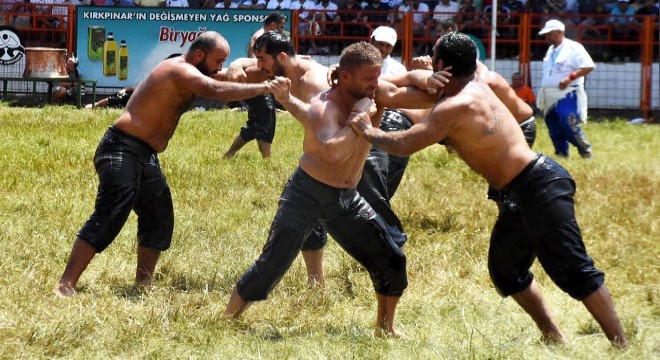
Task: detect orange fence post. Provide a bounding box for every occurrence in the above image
[519,13,532,86]
[640,16,654,119]
[403,11,412,69]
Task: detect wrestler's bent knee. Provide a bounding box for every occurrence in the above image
[237,225,307,301]
[137,187,174,251]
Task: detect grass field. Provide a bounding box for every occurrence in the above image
[0,105,658,359]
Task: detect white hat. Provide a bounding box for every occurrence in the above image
[371,26,398,46]
[617,0,629,2]
[538,19,565,35]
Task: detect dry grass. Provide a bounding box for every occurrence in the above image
[0,105,658,359]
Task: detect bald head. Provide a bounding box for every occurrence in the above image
[186,31,230,76]
[188,31,229,56]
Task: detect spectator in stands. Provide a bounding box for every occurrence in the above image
[314,0,340,54]
[291,0,319,54]
[456,0,485,39]
[418,19,456,55]
[397,0,430,36]
[579,1,610,61]
[362,0,394,26]
[577,0,599,18]
[198,0,216,7]
[135,0,164,6]
[526,0,554,59]
[511,72,538,113]
[336,0,368,41]
[502,0,524,33]
[215,0,237,7]
[104,0,136,6]
[525,0,548,14]
[9,0,36,30]
[52,56,82,104]
[238,0,266,8]
[432,0,459,23]
[166,0,189,6]
[635,0,660,19]
[266,0,291,10]
[602,0,620,12]
[370,26,406,75]
[608,0,637,61]
[482,2,512,37]
[397,0,430,55]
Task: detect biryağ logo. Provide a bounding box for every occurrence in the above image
[0,26,26,66]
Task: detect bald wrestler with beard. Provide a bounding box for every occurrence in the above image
[55,31,284,297]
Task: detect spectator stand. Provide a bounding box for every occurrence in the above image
[0,4,657,116]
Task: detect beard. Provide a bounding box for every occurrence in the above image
[195,54,215,77]
[272,60,285,77]
[347,84,375,100]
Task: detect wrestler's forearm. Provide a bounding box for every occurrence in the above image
[212,82,269,101]
[377,85,436,110]
[360,126,415,157]
[381,70,432,88]
[276,93,311,123]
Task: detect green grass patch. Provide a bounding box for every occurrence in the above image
[0,105,658,359]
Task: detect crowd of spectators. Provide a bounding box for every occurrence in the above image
[2,0,658,57]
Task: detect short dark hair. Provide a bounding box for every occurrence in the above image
[188,31,225,54]
[264,11,286,26]
[253,31,296,57]
[338,41,383,73]
[433,32,476,77]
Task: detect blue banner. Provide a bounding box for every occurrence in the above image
[76,8,291,88]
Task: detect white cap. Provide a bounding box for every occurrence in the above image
[371,26,398,46]
[617,0,629,2]
[538,19,565,35]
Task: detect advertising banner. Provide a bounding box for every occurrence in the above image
[76,8,291,88]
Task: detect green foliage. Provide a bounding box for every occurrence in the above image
[0,105,658,359]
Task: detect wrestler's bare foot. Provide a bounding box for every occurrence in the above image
[306,274,324,287]
[54,282,76,298]
[135,279,153,293]
[374,327,405,339]
[224,287,250,319]
[541,330,568,345]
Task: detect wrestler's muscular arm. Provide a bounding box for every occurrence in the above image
[351,98,460,156]
[374,79,438,110]
[179,62,271,101]
[213,58,267,83]
[381,69,451,95]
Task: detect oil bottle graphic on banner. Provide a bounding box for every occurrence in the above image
[118,40,128,80]
[103,32,117,76]
[87,26,105,60]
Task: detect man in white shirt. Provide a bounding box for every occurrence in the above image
[166,0,189,6]
[370,26,406,76]
[238,0,266,8]
[432,0,459,22]
[266,0,290,9]
[536,19,594,158]
[215,0,238,8]
[291,0,319,54]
